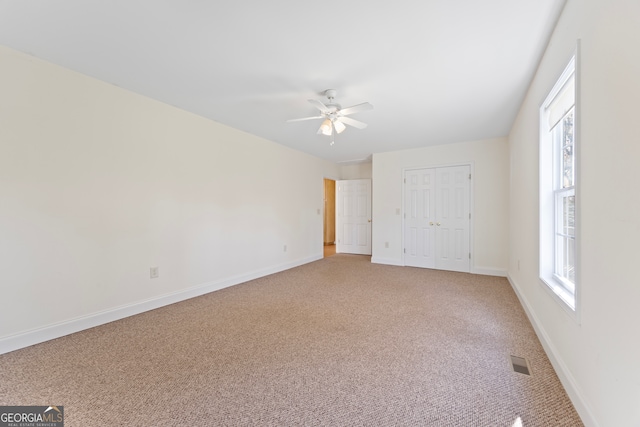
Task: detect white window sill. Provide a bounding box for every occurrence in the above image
[540,275,578,321]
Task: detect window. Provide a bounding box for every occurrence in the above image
[540,53,578,313]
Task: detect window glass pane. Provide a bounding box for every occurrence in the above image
[562,144,573,187]
[562,110,574,188]
[556,235,576,288]
[561,109,574,188]
[565,236,576,286]
[563,195,575,236]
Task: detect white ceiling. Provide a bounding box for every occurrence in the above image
[0,0,566,163]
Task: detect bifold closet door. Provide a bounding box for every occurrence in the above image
[404,166,470,272]
[404,169,436,268]
[434,166,470,272]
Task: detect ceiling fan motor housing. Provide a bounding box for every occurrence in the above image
[324,89,341,112]
[324,89,337,99]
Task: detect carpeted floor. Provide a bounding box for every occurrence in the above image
[0,255,584,426]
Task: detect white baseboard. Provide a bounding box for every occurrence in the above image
[0,255,321,355]
[507,274,599,427]
[472,267,507,277]
[371,258,507,277]
[370,256,404,266]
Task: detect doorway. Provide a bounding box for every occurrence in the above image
[404,165,471,272]
[323,178,336,257]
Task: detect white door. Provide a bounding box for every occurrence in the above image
[404,166,470,272]
[434,166,470,272]
[405,169,436,268]
[336,179,372,255]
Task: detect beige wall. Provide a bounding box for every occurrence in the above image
[508,0,640,425]
[371,138,509,275]
[0,45,339,352]
[339,162,372,180]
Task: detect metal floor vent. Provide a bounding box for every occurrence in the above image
[510,355,531,376]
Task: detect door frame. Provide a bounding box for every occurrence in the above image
[401,162,475,271]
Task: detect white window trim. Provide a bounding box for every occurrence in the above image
[539,42,581,322]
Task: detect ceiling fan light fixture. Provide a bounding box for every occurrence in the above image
[334,120,346,134]
[320,119,333,136]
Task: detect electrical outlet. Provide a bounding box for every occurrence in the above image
[150,267,159,279]
[396,208,401,215]
[518,260,521,271]
[283,245,287,252]
[385,242,389,248]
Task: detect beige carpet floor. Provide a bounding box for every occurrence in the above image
[0,255,584,426]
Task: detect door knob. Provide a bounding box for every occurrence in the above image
[429,222,434,226]
[436,222,441,226]
[368,219,372,223]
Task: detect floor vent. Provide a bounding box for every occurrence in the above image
[510,355,531,376]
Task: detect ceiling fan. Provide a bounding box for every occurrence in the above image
[287,89,373,145]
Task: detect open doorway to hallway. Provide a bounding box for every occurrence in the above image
[323,178,336,257]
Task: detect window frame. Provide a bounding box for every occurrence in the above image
[539,45,580,320]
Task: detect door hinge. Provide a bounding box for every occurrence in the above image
[469,173,471,180]
[469,213,471,219]
[404,178,406,184]
[404,248,406,253]
[469,253,471,259]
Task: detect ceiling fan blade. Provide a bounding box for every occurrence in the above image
[287,115,324,123]
[337,116,368,129]
[308,99,329,113]
[339,102,373,116]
